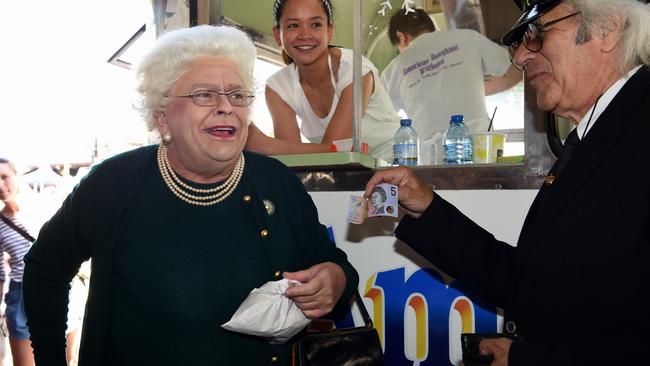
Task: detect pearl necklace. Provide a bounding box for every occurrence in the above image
[157,144,245,206]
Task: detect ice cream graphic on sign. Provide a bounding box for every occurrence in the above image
[327,227,499,365]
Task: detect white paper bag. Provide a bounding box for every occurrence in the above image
[221,279,310,344]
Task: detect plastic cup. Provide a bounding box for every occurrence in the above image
[471,132,506,164]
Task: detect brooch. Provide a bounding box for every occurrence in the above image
[263,199,275,216]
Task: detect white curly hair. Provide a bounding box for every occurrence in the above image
[136,25,257,131]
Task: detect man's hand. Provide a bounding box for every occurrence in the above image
[480,337,513,366]
[364,166,434,219]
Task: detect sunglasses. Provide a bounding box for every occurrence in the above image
[509,12,580,69]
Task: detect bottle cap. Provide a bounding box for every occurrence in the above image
[400,119,412,126]
[450,115,464,124]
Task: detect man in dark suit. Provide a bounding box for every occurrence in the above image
[365,0,650,364]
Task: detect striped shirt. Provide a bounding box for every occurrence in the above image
[0,215,33,283]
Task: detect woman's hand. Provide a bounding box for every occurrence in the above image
[283,262,346,318]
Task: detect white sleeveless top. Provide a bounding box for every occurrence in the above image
[266,48,399,162]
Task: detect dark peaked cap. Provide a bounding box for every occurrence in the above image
[501,0,562,46]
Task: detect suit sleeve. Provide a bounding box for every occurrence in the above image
[395,194,516,307]
[509,334,645,366]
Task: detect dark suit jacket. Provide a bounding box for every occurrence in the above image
[396,66,650,365]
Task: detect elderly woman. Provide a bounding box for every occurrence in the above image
[23,25,358,366]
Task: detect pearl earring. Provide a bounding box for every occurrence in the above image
[162,133,172,143]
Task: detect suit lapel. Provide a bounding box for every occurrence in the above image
[516,182,548,243]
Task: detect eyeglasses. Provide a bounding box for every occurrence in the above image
[508,12,581,67]
[172,89,255,107]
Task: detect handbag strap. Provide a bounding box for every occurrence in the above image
[353,289,374,328]
[0,213,35,243]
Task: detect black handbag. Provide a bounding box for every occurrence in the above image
[293,290,383,366]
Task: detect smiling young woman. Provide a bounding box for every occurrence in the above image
[245,0,400,163]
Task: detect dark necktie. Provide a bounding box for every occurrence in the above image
[553,128,580,179]
[535,128,581,217]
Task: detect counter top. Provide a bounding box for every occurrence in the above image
[271,152,391,171]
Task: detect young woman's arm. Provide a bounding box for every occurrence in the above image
[245,86,332,155]
[265,86,303,143]
[246,123,331,155]
[246,66,375,156]
[321,71,374,144]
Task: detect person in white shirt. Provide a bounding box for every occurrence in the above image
[381,9,522,164]
[245,0,399,162]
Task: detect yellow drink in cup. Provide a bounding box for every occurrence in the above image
[471,132,506,164]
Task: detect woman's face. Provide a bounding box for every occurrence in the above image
[273,0,333,66]
[370,190,384,209]
[0,163,18,204]
[156,57,250,176]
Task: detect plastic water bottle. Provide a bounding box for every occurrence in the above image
[393,119,418,166]
[443,115,473,165]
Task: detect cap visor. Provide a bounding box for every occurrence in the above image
[501,2,560,45]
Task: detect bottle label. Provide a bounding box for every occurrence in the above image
[393,143,418,166]
[444,138,473,165]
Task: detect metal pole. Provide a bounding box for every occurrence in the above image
[212,0,223,24]
[352,0,362,153]
[196,0,210,25]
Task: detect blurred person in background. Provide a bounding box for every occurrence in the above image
[0,157,37,366]
[381,8,521,164]
[0,253,5,366]
[1,158,83,366]
[23,25,358,366]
